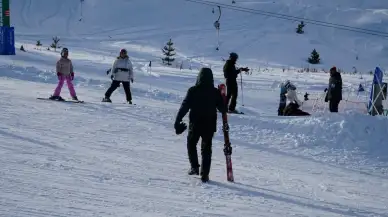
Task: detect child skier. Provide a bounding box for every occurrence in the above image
[103,48,134,104]
[49,48,79,101]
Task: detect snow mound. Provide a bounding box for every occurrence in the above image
[230,113,388,174]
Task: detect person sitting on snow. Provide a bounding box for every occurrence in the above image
[278,80,296,115]
[283,87,310,116]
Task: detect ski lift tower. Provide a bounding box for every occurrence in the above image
[0,0,15,55]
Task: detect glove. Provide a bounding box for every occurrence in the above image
[174,121,187,135]
[131,78,134,83]
[324,88,328,92]
[106,68,111,75]
[70,72,74,80]
[57,72,61,80]
[239,67,249,72]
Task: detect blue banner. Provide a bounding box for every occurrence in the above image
[368,67,384,113]
[0,26,15,55]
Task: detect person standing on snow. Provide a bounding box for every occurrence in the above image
[325,66,342,112]
[103,49,134,104]
[223,52,249,113]
[49,48,79,101]
[174,67,227,182]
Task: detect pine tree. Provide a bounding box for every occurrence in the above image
[296,21,305,34]
[50,36,61,52]
[162,39,175,66]
[308,49,320,64]
[36,40,42,50]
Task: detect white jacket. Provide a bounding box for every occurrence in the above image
[111,57,133,82]
[285,89,302,106]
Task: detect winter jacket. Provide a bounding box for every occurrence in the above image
[223,59,240,81]
[327,71,342,101]
[175,68,226,132]
[285,89,302,106]
[56,57,74,76]
[111,56,134,82]
[280,82,296,104]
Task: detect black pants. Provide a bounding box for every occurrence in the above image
[278,102,286,116]
[329,100,340,112]
[105,80,132,101]
[187,129,214,177]
[226,80,238,111]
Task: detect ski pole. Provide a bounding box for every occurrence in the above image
[240,73,244,106]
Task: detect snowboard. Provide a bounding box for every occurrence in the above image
[218,83,234,182]
[37,97,84,103]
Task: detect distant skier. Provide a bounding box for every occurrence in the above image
[283,86,310,116]
[278,80,296,115]
[103,48,134,104]
[49,48,79,101]
[223,52,249,113]
[174,67,227,182]
[325,66,342,112]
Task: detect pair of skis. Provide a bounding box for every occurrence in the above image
[218,83,234,182]
[37,97,84,103]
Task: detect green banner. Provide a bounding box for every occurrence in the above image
[2,0,10,27]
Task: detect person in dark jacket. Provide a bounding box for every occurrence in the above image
[223,52,249,112]
[174,67,227,182]
[325,66,342,112]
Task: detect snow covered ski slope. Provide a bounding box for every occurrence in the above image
[1,0,388,216]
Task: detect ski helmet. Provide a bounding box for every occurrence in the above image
[61,47,69,56]
[120,48,127,55]
[229,52,238,60]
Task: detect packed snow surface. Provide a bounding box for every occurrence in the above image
[1,0,388,216]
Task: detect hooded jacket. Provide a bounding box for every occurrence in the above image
[175,68,226,132]
[111,56,134,82]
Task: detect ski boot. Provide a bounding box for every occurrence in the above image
[102,97,112,103]
[49,95,65,101]
[187,167,199,175]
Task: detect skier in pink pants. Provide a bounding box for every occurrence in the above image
[49,48,79,101]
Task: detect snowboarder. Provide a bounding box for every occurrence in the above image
[278,80,296,115]
[223,52,249,113]
[174,67,227,182]
[49,48,79,101]
[325,66,342,112]
[103,48,134,104]
[283,87,310,116]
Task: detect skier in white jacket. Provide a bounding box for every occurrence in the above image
[103,49,134,104]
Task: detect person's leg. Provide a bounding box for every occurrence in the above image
[187,129,201,175]
[228,81,238,111]
[122,81,132,102]
[200,131,214,182]
[65,76,77,99]
[104,80,121,99]
[52,75,65,97]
